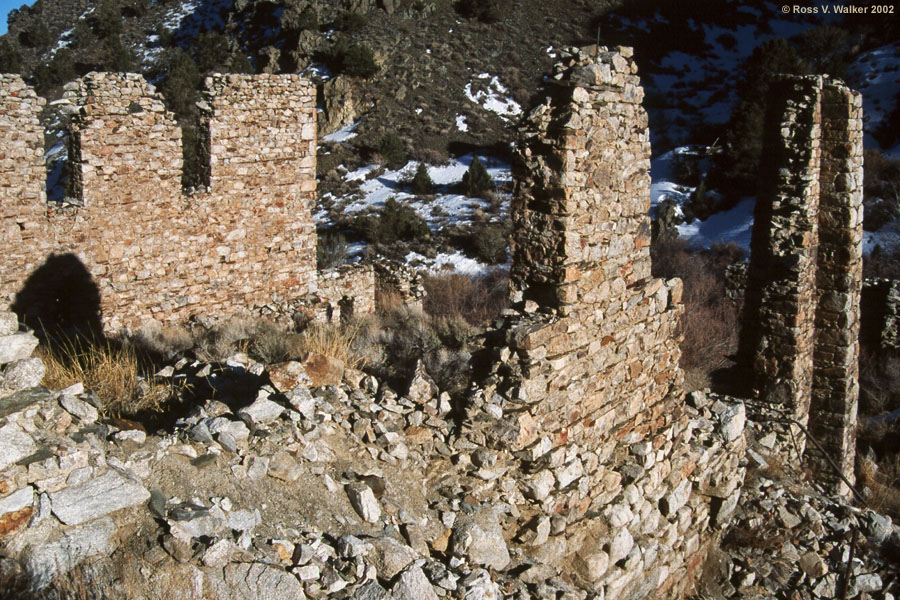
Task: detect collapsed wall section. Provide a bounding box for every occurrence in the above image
[740,76,863,497]
[473,47,747,599]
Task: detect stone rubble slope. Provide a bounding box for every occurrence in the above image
[691,393,900,600]
[0,317,897,600]
[0,308,732,599]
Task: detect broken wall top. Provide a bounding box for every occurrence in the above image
[510,46,652,312]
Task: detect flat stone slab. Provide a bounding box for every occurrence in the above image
[0,332,38,365]
[24,517,115,589]
[49,470,150,526]
[212,562,307,600]
[0,421,38,471]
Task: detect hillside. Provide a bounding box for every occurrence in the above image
[2,0,900,272]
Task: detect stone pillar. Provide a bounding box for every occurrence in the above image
[809,82,864,496]
[65,72,183,207]
[739,76,823,433]
[509,49,653,312]
[202,74,318,297]
[0,75,46,307]
[740,76,863,497]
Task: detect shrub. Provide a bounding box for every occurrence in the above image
[410,163,434,195]
[317,232,349,269]
[456,0,502,23]
[793,25,850,79]
[651,235,744,388]
[0,39,22,73]
[422,271,509,326]
[334,11,367,32]
[875,92,900,149]
[92,0,123,38]
[33,48,77,95]
[330,41,378,79]
[102,36,137,72]
[672,152,701,187]
[469,221,509,264]
[863,149,900,232]
[159,49,202,119]
[18,21,51,50]
[355,198,429,245]
[709,38,802,199]
[281,3,319,34]
[378,133,408,169]
[462,156,494,198]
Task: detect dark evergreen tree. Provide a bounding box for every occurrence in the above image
[410,163,433,195]
[462,156,494,198]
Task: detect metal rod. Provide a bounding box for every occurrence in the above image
[753,413,869,508]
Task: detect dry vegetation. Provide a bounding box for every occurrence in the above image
[33,271,509,418]
[36,334,175,417]
[650,234,745,391]
[856,344,900,519]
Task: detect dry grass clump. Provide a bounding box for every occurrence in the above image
[36,335,173,417]
[292,321,365,370]
[858,449,900,519]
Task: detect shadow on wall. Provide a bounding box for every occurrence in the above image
[10,253,102,338]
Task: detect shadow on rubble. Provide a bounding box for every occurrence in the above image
[708,362,755,399]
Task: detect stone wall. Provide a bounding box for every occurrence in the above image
[317,264,377,323]
[0,72,372,333]
[738,75,863,497]
[474,47,746,599]
[0,75,47,306]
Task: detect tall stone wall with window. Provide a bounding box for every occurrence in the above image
[474,47,747,599]
[739,75,863,497]
[0,72,370,333]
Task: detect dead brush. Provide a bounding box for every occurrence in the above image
[36,334,175,417]
[857,446,900,519]
[422,271,508,327]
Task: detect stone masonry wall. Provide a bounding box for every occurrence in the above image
[474,47,747,599]
[0,72,371,332]
[739,75,863,497]
[0,76,47,303]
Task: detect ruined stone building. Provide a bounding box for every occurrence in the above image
[0,72,373,333]
[738,75,864,498]
[471,47,747,598]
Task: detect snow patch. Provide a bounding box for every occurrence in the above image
[322,121,360,143]
[455,115,469,132]
[464,76,522,120]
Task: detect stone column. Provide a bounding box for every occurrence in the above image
[809,82,863,496]
[739,76,824,435]
[740,76,863,497]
